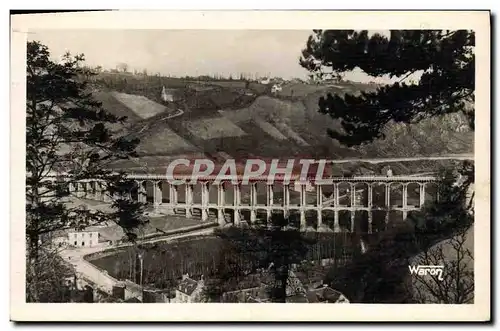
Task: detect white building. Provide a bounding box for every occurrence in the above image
[386,166,393,177]
[173,274,204,303]
[260,77,271,85]
[271,84,282,94]
[68,231,100,248]
[161,86,174,103]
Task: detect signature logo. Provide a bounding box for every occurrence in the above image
[408,265,444,281]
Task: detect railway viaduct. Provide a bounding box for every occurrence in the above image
[68,175,438,234]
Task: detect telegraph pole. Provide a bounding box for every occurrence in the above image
[139,251,144,286]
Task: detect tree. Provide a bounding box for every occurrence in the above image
[116,62,128,73]
[215,214,314,302]
[300,30,474,147]
[26,41,147,301]
[408,226,474,304]
[201,246,243,302]
[299,30,476,304]
[411,165,474,243]
[25,248,75,302]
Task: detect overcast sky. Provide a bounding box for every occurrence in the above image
[29,29,401,83]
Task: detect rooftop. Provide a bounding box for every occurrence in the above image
[306,286,350,303]
[177,277,200,296]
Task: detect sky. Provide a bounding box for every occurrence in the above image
[29,29,405,83]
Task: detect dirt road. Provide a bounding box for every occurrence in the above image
[327,154,473,164]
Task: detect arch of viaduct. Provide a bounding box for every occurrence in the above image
[68,175,438,234]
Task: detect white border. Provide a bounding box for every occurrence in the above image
[10,10,491,322]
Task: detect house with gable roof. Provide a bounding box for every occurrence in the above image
[173,274,204,303]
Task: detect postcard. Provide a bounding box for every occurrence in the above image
[10,10,490,322]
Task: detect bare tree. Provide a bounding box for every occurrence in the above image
[408,227,474,304]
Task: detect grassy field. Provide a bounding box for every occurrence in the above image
[110,91,166,119]
[90,73,473,166]
[89,231,363,289]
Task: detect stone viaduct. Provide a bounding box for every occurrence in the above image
[68,175,438,234]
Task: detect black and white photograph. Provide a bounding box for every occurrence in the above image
[10,10,490,322]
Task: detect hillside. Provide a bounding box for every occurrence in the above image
[89,75,473,172]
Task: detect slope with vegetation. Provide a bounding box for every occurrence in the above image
[92,77,472,165]
[84,48,473,175]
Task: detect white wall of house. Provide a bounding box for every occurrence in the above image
[174,290,186,303]
[68,231,100,248]
[161,86,174,102]
[173,280,204,303]
[271,84,282,94]
[190,282,204,302]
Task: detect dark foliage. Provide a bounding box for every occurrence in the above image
[300,30,475,146]
[25,249,75,302]
[327,167,474,303]
[214,214,317,302]
[26,41,147,301]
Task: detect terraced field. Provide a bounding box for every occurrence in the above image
[111,91,167,119]
[184,117,248,140]
[90,76,473,171]
[135,125,198,155]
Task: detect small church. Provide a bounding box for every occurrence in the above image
[160,86,175,103]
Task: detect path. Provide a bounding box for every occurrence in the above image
[136,108,185,134]
[326,154,473,164]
